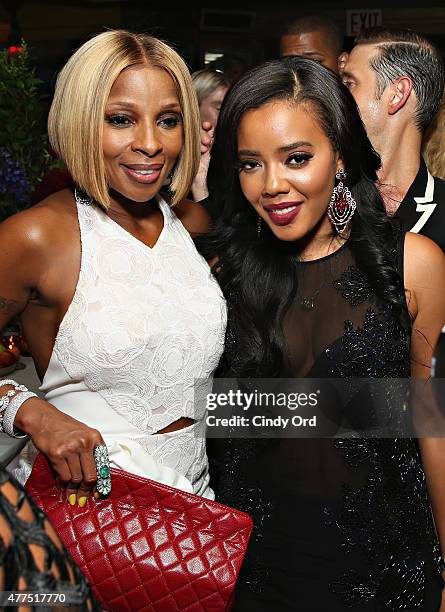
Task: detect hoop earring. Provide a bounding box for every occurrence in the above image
[257,215,262,238]
[327,168,356,235]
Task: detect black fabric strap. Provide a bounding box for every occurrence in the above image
[396,231,407,284]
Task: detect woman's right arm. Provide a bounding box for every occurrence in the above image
[0,208,103,505]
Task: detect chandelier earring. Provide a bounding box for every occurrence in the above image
[257,215,262,238]
[327,168,356,235]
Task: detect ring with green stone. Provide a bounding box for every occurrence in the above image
[93,444,112,497]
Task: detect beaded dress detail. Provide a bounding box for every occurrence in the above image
[212,240,442,610]
[32,191,227,498]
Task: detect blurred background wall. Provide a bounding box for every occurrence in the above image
[1,0,445,97]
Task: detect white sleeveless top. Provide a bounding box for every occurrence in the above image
[29,192,226,498]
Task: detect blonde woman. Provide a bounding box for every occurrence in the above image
[191,69,230,203]
[423,101,445,180]
[0,31,226,506]
[192,68,230,130]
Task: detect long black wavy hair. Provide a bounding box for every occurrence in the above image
[202,57,409,377]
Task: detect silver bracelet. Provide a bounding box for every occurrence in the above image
[2,391,37,438]
[0,379,27,392]
[0,381,30,433]
[0,387,25,430]
[0,388,18,412]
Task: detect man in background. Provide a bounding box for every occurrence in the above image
[343,28,445,250]
[279,14,346,74]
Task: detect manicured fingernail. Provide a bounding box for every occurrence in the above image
[78,496,87,508]
[93,491,100,500]
[68,494,76,506]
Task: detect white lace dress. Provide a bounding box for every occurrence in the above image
[12,192,227,499]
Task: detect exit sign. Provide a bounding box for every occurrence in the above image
[346,9,382,37]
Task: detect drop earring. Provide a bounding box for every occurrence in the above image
[327,168,356,235]
[257,215,262,238]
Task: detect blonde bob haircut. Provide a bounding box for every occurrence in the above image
[48,30,201,208]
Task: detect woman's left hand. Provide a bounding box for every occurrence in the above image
[200,121,213,154]
[191,122,214,202]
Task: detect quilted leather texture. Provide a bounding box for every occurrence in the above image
[26,454,252,612]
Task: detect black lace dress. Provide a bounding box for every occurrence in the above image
[211,240,443,611]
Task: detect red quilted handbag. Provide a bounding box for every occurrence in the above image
[26,453,252,612]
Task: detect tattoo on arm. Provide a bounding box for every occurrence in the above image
[0,295,20,314]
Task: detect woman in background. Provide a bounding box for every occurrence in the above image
[191,68,230,204]
[206,58,445,610]
[192,68,230,131]
[423,100,445,180]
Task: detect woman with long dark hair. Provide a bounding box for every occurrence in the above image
[205,58,445,610]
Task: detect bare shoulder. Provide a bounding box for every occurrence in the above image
[404,232,445,287]
[404,232,445,322]
[0,189,79,312]
[0,189,77,250]
[172,198,210,236]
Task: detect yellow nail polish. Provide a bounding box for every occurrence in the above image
[68,494,76,506]
[78,496,87,508]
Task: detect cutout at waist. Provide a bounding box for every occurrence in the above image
[154,417,195,435]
